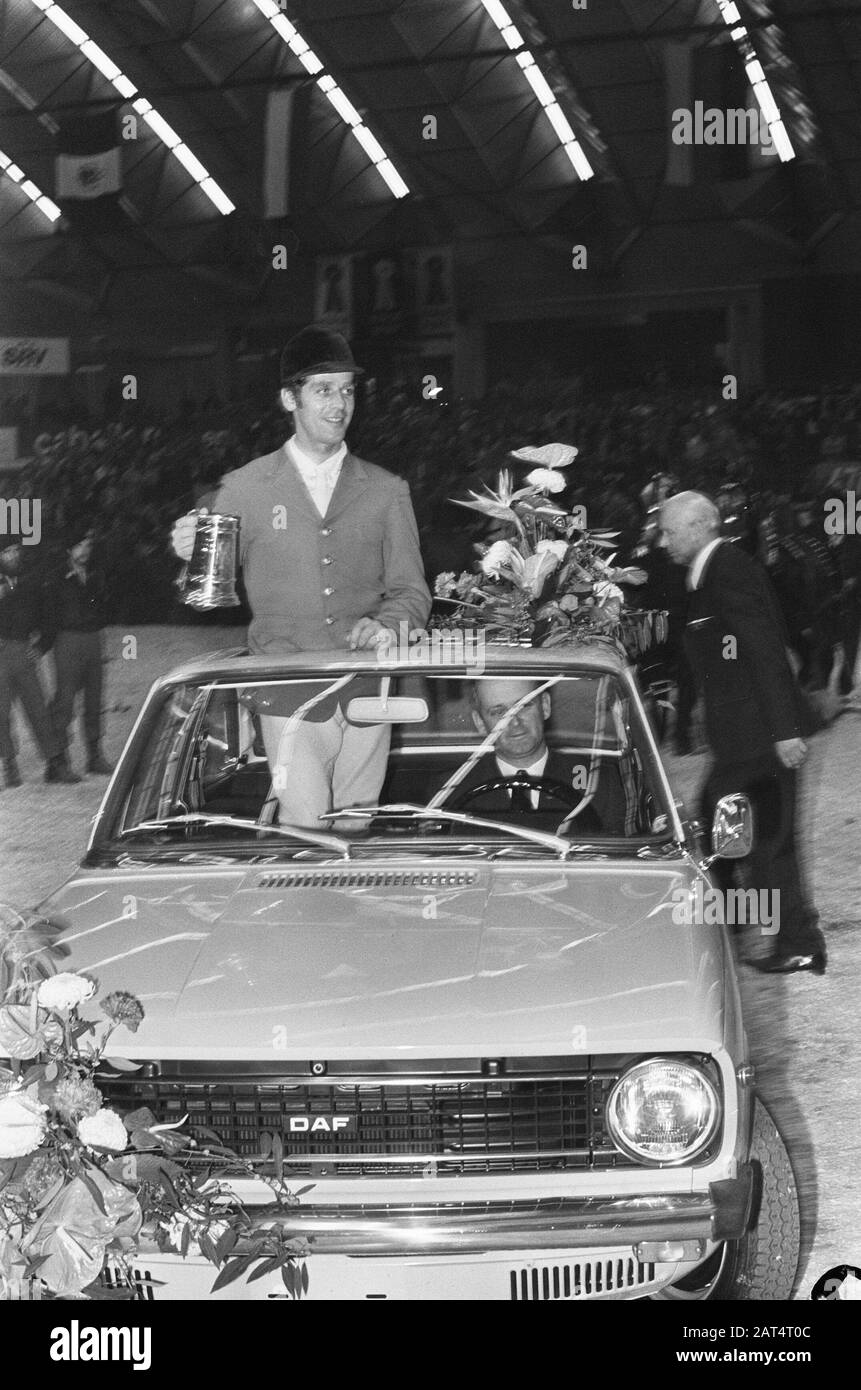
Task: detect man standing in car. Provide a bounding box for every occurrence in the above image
[170,325,430,826]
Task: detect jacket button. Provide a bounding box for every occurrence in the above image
[325,616,335,625]
[322,556,333,565]
[323,586,334,597]
[320,527,332,537]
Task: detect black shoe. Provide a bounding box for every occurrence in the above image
[2,758,22,789]
[752,950,826,976]
[45,756,82,785]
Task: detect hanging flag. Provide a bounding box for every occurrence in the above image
[56,110,121,214]
[263,88,295,220]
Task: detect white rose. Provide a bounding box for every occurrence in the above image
[0,1086,48,1159]
[525,468,566,494]
[37,973,97,1012]
[77,1108,128,1153]
[480,540,516,576]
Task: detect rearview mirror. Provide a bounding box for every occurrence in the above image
[345,677,428,724]
[711,794,753,859]
[346,697,429,724]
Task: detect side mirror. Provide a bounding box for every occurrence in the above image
[711,794,753,859]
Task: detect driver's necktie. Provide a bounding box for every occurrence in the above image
[510,772,534,814]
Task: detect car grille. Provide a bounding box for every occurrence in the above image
[510,1256,657,1301]
[98,1065,631,1176]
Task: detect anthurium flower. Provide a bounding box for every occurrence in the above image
[522,549,564,597]
[0,1085,48,1159]
[510,443,579,468]
[0,1004,62,1060]
[21,1171,141,1297]
[535,539,568,561]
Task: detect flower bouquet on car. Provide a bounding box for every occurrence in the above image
[0,905,309,1301]
[432,444,667,656]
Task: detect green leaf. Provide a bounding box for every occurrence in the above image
[102,1056,142,1071]
[79,1167,108,1217]
[258,1130,273,1159]
[197,1232,218,1265]
[246,1255,284,1283]
[281,1263,298,1297]
[158,1167,182,1208]
[272,1132,283,1182]
[180,1220,191,1258]
[191,1125,229,1145]
[301,1262,309,1295]
[215,1226,238,1263]
[209,1254,257,1293]
[123,1105,158,1133]
[294,1184,315,1196]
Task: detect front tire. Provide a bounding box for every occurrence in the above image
[656,1099,800,1300]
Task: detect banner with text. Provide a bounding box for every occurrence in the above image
[0,338,70,375]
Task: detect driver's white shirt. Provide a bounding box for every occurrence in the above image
[495,749,549,809]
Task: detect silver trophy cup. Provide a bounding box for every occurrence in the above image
[176,512,241,609]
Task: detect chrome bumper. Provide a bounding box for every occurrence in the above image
[241,1172,754,1256]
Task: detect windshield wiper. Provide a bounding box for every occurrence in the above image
[320,803,574,857]
[118,813,350,860]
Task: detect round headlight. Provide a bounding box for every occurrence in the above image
[606,1058,720,1165]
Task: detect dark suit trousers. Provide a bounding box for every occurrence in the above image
[51,630,104,754]
[701,756,822,956]
[0,639,58,763]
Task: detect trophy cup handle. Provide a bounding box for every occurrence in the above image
[174,508,203,595]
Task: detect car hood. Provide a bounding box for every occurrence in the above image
[39,859,727,1059]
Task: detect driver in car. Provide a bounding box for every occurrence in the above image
[451,679,605,832]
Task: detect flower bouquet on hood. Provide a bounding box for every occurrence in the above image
[0,904,309,1301]
[432,444,667,655]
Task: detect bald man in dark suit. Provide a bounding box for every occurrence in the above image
[661,490,826,975]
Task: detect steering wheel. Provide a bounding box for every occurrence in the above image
[450,774,589,818]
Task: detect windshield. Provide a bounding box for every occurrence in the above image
[104,668,674,858]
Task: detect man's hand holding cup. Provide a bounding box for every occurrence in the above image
[171,508,206,563]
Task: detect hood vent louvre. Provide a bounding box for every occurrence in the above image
[255,869,480,890]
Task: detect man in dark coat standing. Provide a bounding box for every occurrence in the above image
[660,491,826,974]
[0,535,77,787]
[47,523,112,777]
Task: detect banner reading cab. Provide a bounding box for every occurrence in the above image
[0,337,70,375]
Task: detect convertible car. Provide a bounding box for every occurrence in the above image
[32,641,800,1300]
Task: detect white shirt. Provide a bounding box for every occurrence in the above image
[496,749,549,809]
[688,537,724,591]
[285,437,346,517]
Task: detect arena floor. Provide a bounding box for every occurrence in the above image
[0,625,858,1301]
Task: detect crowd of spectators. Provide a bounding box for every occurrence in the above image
[3,375,860,624]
